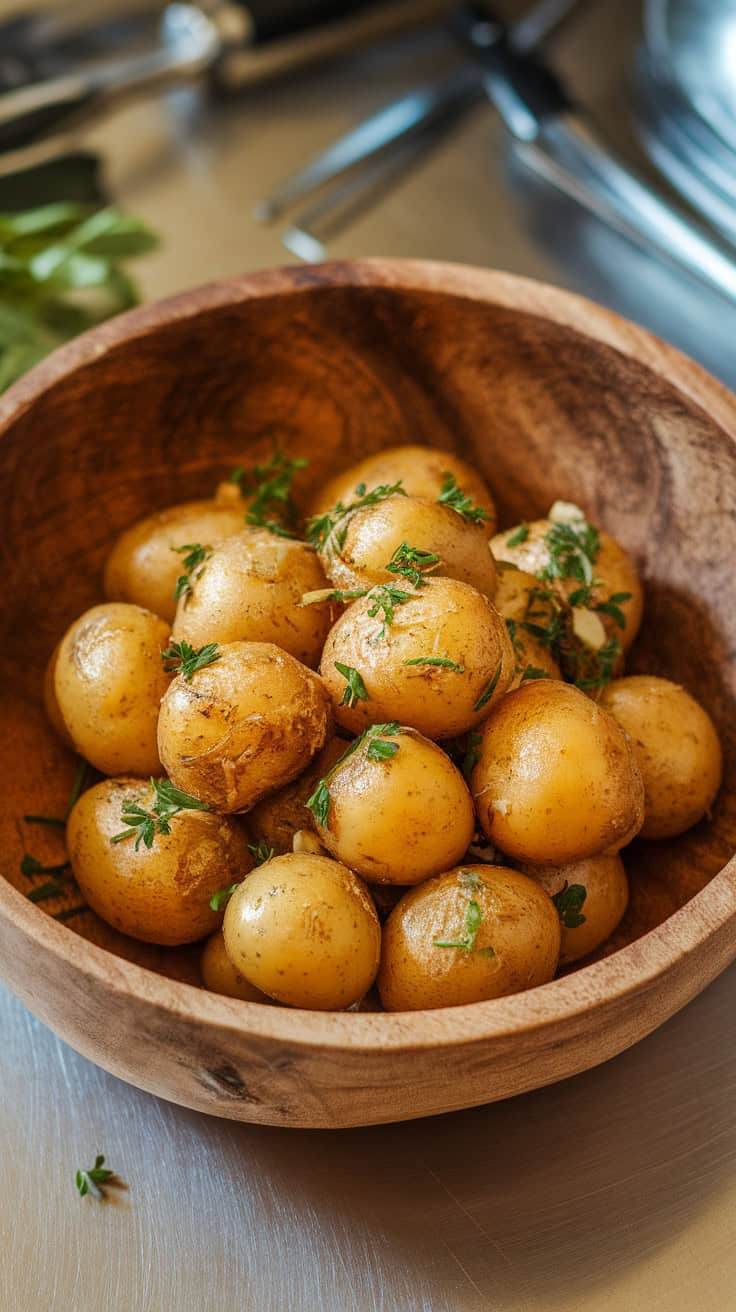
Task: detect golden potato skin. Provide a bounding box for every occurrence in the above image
[67,777,253,945]
[492,519,643,651]
[171,528,332,668]
[248,737,345,855]
[308,444,497,536]
[157,641,332,812]
[323,495,497,599]
[492,565,561,686]
[519,854,629,964]
[55,603,170,776]
[222,853,380,1009]
[43,642,73,746]
[599,676,723,839]
[377,864,561,1011]
[104,499,245,623]
[201,930,271,1001]
[314,728,475,885]
[472,680,645,864]
[320,576,515,740]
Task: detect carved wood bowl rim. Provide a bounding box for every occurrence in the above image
[1,257,735,1059]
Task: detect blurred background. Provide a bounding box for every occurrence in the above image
[1,0,736,388]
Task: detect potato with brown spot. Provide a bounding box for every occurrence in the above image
[67,777,252,945]
[222,853,380,1009]
[104,499,246,623]
[248,737,345,855]
[311,726,475,885]
[519,854,629,964]
[378,864,561,1010]
[492,517,643,652]
[599,676,723,838]
[171,528,332,667]
[321,494,497,598]
[157,641,332,812]
[201,930,272,1001]
[472,680,645,864]
[55,602,171,776]
[320,576,515,740]
[307,443,497,536]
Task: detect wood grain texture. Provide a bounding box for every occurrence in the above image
[0,258,735,1128]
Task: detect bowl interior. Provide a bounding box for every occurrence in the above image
[1,266,734,988]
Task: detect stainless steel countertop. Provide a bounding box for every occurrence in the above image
[3,3,736,1308]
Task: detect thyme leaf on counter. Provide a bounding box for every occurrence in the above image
[76,1155,115,1200]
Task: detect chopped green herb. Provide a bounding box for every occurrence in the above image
[300,587,368,607]
[306,723,402,828]
[552,882,587,928]
[506,523,529,547]
[172,542,210,601]
[162,640,220,681]
[540,519,600,588]
[229,465,244,485]
[22,814,66,829]
[473,663,502,712]
[248,839,275,866]
[520,666,550,682]
[403,656,465,672]
[305,480,406,551]
[76,1154,115,1200]
[27,878,67,903]
[594,591,632,631]
[461,731,482,783]
[385,541,439,589]
[437,472,489,525]
[434,880,493,956]
[111,778,210,850]
[521,586,566,651]
[20,854,70,878]
[209,882,241,911]
[334,662,368,709]
[505,617,524,666]
[23,758,90,828]
[233,451,307,538]
[573,636,621,692]
[365,583,413,638]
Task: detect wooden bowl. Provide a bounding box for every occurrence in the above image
[1,259,735,1129]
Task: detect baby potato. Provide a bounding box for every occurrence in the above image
[201,930,271,1001]
[43,642,73,746]
[322,494,497,599]
[248,737,345,855]
[170,528,332,668]
[311,726,475,885]
[55,602,171,776]
[104,499,245,623]
[519,854,629,964]
[158,641,332,812]
[67,777,253,945]
[492,515,643,651]
[377,864,561,1011]
[599,676,723,838]
[308,444,497,536]
[320,576,515,739]
[472,679,645,863]
[222,853,380,1009]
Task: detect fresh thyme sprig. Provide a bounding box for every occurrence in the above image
[161,640,220,681]
[209,882,240,912]
[232,451,307,538]
[75,1155,115,1200]
[541,519,600,588]
[434,872,495,956]
[300,587,368,607]
[305,480,406,552]
[385,541,440,588]
[20,854,70,878]
[172,542,210,602]
[306,723,402,828]
[334,662,369,708]
[461,731,482,783]
[473,663,502,712]
[505,523,529,547]
[111,779,210,850]
[520,666,550,682]
[552,882,587,928]
[248,839,275,866]
[365,583,414,639]
[403,656,465,672]
[437,472,489,525]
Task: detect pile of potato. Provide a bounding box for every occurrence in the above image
[44,444,723,1012]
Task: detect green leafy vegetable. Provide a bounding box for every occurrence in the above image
[552,882,587,928]
[75,1154,115,1200]
[385,541,439,588]
[111,778,210,850]
[334,662,368,709]
[161,640,220,681]
[506,523,529,547]
[172,543,210,602]
[473,663,502,712]
[0,204,157,392]
[437,472,489,525]
[305,480,406,551]
[306,723,402,828]
[403,657,465,671]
